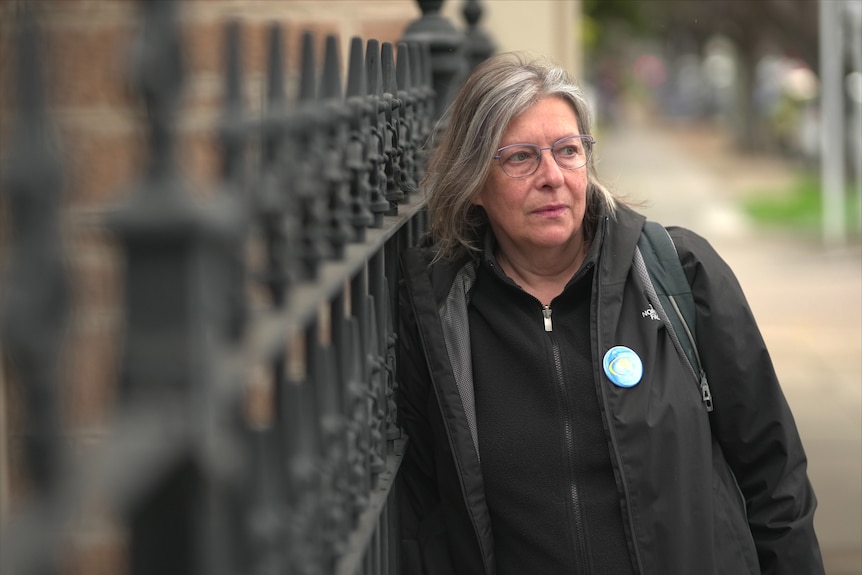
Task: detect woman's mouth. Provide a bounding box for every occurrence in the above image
[533,204,567,217]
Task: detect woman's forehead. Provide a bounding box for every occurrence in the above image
[501,96,581,143]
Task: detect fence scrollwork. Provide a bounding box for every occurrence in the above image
[0,1,491,573]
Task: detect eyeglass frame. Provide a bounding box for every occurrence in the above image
[492,134,596,178]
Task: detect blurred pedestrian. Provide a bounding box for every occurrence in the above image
[397,52,824,575]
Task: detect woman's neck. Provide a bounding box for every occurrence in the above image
[496,237,589,306]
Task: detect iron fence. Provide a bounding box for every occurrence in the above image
[0,1,492,574]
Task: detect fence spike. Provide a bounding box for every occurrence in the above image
[220,20,244,186]
[295,29,329,277]
[381,42,397,96]
[396,42,419,197]
[299,31,317,101]
[380,42,404,209]
[363,39,389,227]
[320,34,342,100]
[214,19,252,344]
[396,42,411,91]
[345,37,375,240]
[346,36,365,98]
[258,22,294,303]
[366,38,382,97]
[267,23,286,106]
[409,41,422,93]
[319,32,353,259]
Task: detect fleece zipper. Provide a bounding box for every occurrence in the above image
[543,304,591,573]
[487,260,592,571]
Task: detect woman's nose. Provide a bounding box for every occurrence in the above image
[535,149,565,185]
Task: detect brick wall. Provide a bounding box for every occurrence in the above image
[0,1,424,572]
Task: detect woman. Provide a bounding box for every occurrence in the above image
[396,52,824,575]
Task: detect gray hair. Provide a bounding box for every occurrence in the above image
[422,52,619,260]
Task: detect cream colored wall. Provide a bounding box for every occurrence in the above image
[443,0,583,79]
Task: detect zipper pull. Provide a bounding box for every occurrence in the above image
[542,305,553,332]
[700,372,714,412]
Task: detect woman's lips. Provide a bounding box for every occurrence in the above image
[533,204,567,217]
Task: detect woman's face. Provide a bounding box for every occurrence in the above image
[473,96,589,258]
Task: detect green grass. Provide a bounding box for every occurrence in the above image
[743,174,861,236]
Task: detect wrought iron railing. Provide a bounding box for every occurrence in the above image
[0,1,492,574]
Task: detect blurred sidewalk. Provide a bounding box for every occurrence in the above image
[597,116,862,575]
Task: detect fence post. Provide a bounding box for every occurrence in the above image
[402,0,466,119]
[0,9,70,573]
[381,42,406,212]
[257,22,294,306]
[365,39,393,228]
[296,31,329,277]
[346,36,376,243]
[320,35,354,259]
[105,2,217,574]
[463,0,496,72]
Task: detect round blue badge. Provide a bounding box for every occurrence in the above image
[603,346,643,388]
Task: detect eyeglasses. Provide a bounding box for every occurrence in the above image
[493,134,595,178]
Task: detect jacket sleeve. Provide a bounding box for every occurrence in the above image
[670,228,825,575]
[396,270,455,575]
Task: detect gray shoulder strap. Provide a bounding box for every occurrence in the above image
[635,221,713,412]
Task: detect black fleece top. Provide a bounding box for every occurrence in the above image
[470,244,634,574]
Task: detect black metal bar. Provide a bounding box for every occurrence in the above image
[216,19,251,342]
[105,2,213,574]
[396,42,418,200]
[325,292,351,556]
[365,39,392,228]
[369,250,389,467]
[296,31,329,277]
[335,446,405,575]
[380,42,404,212]
[0,8,69,575]
[349,268,373,509]
[346,36,375,243]
[282,322,324,574]
[200,19,252,575]
[320,34,353,260]
[258,22,293,306]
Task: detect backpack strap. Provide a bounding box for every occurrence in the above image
[634,221,713,412]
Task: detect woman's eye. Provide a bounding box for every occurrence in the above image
[508,150,533,163]
[557,145,579,157]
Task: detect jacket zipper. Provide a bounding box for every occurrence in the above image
[543,304,590,573]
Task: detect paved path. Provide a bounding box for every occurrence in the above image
[597,118,862,575]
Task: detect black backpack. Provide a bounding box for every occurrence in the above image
[635,221,714,412]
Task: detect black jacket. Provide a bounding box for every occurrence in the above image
[397,204,824,575]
